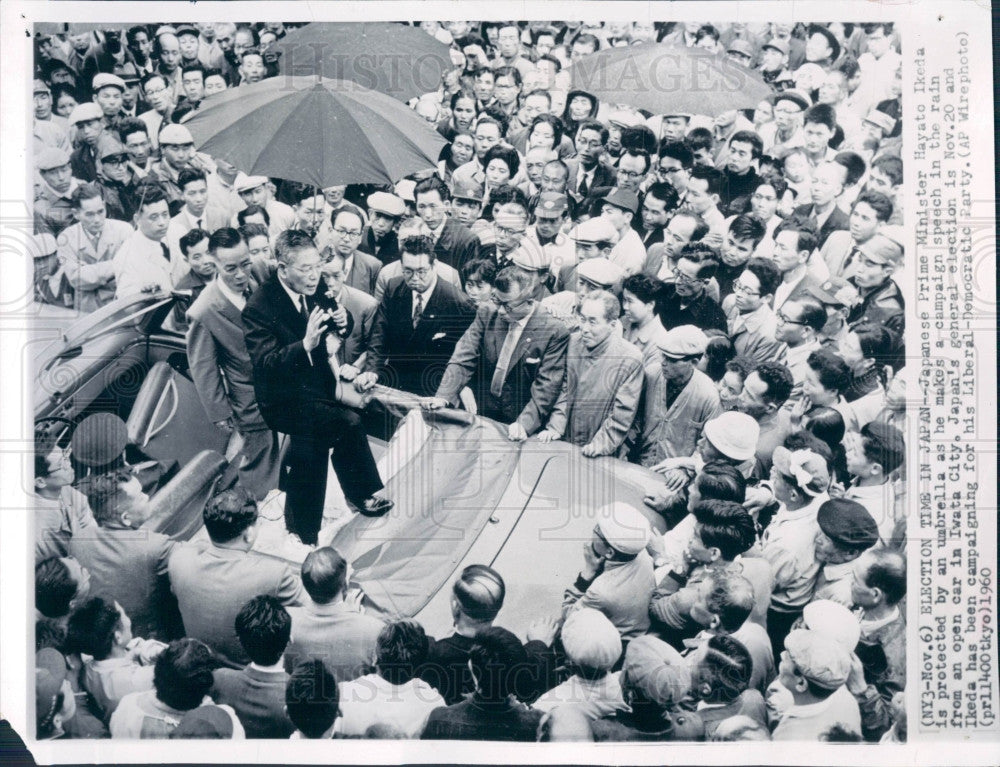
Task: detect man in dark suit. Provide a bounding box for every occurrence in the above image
[413,176,480,271]
[358,191,405,266]
[793,161,850,248]
[426,266,569,442]
[566,120,618,210]
[242,229,391,544]
[358,234,476,398]
[187,228,281,501]
[329,208,382,297]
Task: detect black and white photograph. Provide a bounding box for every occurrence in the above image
[0,1,996,763]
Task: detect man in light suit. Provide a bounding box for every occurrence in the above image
[320,250,378,370]
[357,234,477,398]
[329,208,382,296]
[167,488,303,666]
[242,230,391,544]
[186,228,282,501]
[425,266,569,442]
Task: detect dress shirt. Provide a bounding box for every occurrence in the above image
[760,493,829,612]
[113,230,174,298]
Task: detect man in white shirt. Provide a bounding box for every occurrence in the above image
[774,299,826,400]
[113,186,174,297]
[233,173,296,240]
[598,189,645,276]
[165,167,228,279]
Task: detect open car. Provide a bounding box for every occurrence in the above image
[34,291,668,637]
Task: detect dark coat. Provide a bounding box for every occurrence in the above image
[793,203,851,248]
[420,695,543,741]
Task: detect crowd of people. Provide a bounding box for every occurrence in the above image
[32,19,909,743]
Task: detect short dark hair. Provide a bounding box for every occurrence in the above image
[862,548,906,605]
[743,257,781,297]
[576,119,609,146]
[658,139,694,168]
[483,144,521,177]
[135,184,169,214]
[75,469,133,526]
[177,167,207,192]
[804,103,837,133]
[703,634,753,703]
[838,55,861,79]
[672,210,710,243]
[117,117,149,143]
[66,596,120,661]
[728,213,767,248]
[834,151,867,187]
[461,258,497,286]
[237,204,270,227]
[677,243,720,279]
[688,165,724,197]
[487,184,529,217]
[469,626,529,701]
[572,33,601,52]
[331,207,364,231]
[179,228,209,257]
[202,486,257,543]
[274,229,317,265]
[852,190,894,222]
[140,72,168,92]
[774,218,819,254]
[35,558,77,619]
[696,24,720,43]
[537,53,562,72]
[692,500,756,560]
[494,265,532,295]
[238,223,269,243]
[621,125,658,155]
[528,113,564,147]
[300,547,348,604]
[644,181,680,212]
[400,234,435,260]
[852,321,894,367]
[803,406,846,452]
[859,422,905,475]
[153,638,216,712]
[414,175,451,204]
[622,273,662,305]
[871,154,903,186]
[793,298,828,333]
[807,348,852,395]
[754,175,789,201]
[861,22,894,36]
[71,183,103,209]
[208,227,243,253]
[235,595,291,667]
[621,148,652,174]
[285,659,338,738]
[784,430,835,469]
[696,461,747,504]
[181,62,206,79]
[376,620,429,685]
[493,65,522,86]
[452,564,505,622]
[753,361,794,407]
[729,130,763,158]
[684,127,714,154]
[703,571,754,633]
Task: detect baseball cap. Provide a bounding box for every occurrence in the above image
[97,134,128,161]
[70,412,128,468]
[534,191,568,216]
[784,628,851,690]
[863,109,896,135]
[451,179,484,203]
[174,24,200,40]
[234,173,268,194]
[702,412,760,462]
[394,178,417,203]
[801,600,861,651]
[807,24,842,64]
[622,635,691,705]
[35,649,68,730]
[158,123,195,146]
[808,276,861,309]
[855,233,903,266]
[726,39,754,58]
[366,191,406,218]
[68,102,104,125]
[774,89,811,112]
[112,62,140,84]
[762,38,790,56]
[576,257,625,289]
[771,446,831,496]
[92,73,127,93]
[509,239,550,272]
[569,217,618,244]
[561,609,623,671]
[607,109,644,129]
[36,147,71,172]
[656,324,708,360]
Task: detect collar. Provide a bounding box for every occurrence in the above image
[774,493,829,523]
[249,660,286,675]
[44,177,80,201]
[305,599,349,617]
[783,693,840,719]
[822,559,857,581]
[277,275,305,308]
[846,481,886,499]
[216,277,247,309]
[138,230,166,248]
[414,275,438,305]
[858,605,900,635]
[632,315,665,346]
[509,302,537,330]
[582,331,614,359]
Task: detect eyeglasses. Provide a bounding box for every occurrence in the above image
[490,293,528,310]
[287,263,322,276]
[675,272,704,285]
[333,227,362,238]
[495,224,526,238]
[732,279,760,296]
[618,169,646,179]
[751,192,777,202]
[102,155,128,165]
[776,311,806,325]
[401,267,432,278]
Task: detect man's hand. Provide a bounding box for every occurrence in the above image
[458,386,477,414]
[846,651,868,695]
[650,456,683,475]
[421,396,449,411]
[353,371,378,392]
[788,395,811,427]
[340,364,359,381]
[214,417,234,434]
[535,429,561,443]
[581,540,603,579]
[525,615,560,645]
[644,484,680,513]
[581,442,602,458]
[507,422,528,442]
[659,468,690,493]
[303,307,329,353]
[329,304,348,330]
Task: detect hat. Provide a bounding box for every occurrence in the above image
[31,233,58,259]
[855,233,903,266]
[92,73,126,93]
[170,706,235,739]
[771,447,831,496]
[534,191,568,216]
[569,217,618,245]
[158,123,194,146]
[656,324,708,360]
[510,239,550,272]
[601,188,639,215]
[36,147,71,172]
[622,635,691,705]
[595,502,650,556]
[863,109,896,135]
[451,179,484,203]
[774,89,811,112]
[607,109,644,129]
[817,498,879,550]
[784,629,851,690]
[394,178,417,203]
[762,38,790,56]
[702,412,760,462]
[234,173,268,194]
[96,133,128,161]
[35,649,67,728]
[68,102,103,125]
[70,412,128,468]
[112,62,140,83]
[174,24,200,39]
[366,191,406,218]
[801,600,861,651]
[561,608,623,670]
[807,24,842,63]
[726,39,755,58]
[576,258,625,289]
[33,78,50,94]
[808,276,860,309]
[861,421,905,471]
[154,25,178,38]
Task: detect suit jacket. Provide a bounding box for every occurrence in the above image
[242,274,355,428]
[793,203,850,248]
[421,695,543,741]
[365,276,477,397]
[565,158,618,206]
[167,541,302,665]
[359,228,400,266]
[344,249,383,296]
[436,303,570,434]
[337,285,378,366]
[187,280,266,431]
[211,666,294,739]
[284,601,385,683]
[432,217,480,272]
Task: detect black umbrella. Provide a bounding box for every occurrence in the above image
[184,75,447,188]
[274,22,455,102]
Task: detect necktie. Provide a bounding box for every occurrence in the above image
[412,292,423,328]
[299,295,309,321]
[578,171,589,199]
[242,286,252,300]
[159,243,170,262]
[196,217,202,230]
[490,319,519,398]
